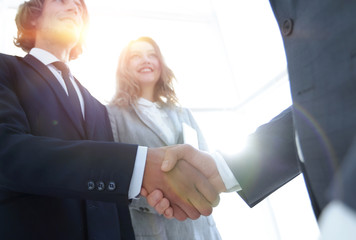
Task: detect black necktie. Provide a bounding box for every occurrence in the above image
[52,61,83,121]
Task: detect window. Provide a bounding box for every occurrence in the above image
[0,0,319,239]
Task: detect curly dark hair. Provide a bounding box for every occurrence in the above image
[14,0,89,60]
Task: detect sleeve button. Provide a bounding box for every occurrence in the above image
[96,181,105,191]
[88,181,95,191]
[282,18,293,36]
[108,182,116,191]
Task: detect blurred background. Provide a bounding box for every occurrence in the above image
[0,0,320,239]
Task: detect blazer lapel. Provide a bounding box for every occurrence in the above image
[23,54,86,138]
[131,104,172,145]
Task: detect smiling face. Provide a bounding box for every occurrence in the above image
[127,41,162,91]
[34,0,84,48]
[114,37,179,106]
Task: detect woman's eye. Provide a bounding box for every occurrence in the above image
[130,55,140,60]
[149,54,158,59]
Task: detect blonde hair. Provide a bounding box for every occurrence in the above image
[14,0,89,60]
[111,36,179,107]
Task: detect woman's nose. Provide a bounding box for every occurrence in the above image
[141,55,151,63]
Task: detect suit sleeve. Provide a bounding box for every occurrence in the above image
[0,56,137,204]
[226,107,301,207]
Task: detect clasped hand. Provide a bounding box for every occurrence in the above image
[142,144,226,221]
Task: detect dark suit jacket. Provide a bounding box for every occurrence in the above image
[0,53,137,239]
[227,0,356,217]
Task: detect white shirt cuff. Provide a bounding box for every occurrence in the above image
[128,146,147,199]
[319,201,356,240]
[211,151,241,192]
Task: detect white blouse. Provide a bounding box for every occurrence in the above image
[137,98,177,145]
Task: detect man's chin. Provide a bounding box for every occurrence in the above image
[51,23,81,42]
[54,30,81,46]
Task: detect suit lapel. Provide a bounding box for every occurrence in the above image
[23,54,86,138]
[131,104,172,145]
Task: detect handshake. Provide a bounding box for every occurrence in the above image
[142,144,228,221]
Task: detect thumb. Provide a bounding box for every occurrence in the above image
[161,144,190,172]
[161,155,179,172]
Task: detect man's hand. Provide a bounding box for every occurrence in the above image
[140,188,174,218]
[142,147,220,221]
[161,144,226,193]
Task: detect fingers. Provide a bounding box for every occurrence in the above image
[185,174,218,215]
[187,190,217,216]
[154,198,170,215]
[187,195,212,217]
[166,160,215,218]
[171,204,189,221]
[144,189,177,219]
[195,177,221,207]
[144,147,216,220]
[173,198,201,220]
[211,195,220,208]
[146,189,164,207]
[163,207,173,219]
[144,189,174,218]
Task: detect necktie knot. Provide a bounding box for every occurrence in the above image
[52,61,83,121]
[53,61,70,77]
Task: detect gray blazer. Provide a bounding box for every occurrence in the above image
[106,103,221,240]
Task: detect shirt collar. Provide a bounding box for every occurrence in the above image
[29,48,61,66]
[137,97,162,109]
[138,97,154,107]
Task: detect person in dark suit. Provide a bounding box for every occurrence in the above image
[0,0,219,239]
[146,0,356,236]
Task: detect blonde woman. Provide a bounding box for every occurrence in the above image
[106,36,221,240]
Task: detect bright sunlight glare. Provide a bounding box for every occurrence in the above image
[0,0,320,239]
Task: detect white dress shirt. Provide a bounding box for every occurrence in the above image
[29,48,146,199]
[211,152,241,192]
[136,98,177,145]
[319,201,356,240]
